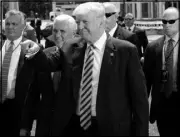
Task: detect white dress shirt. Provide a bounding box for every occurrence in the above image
[126,24,135,32]
[77,31,107,116]
[109,23,118,37]
[162,32,179,91]
[0,36,22,98]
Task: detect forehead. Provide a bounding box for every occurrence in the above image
[103,4,116,13]
[163,10,178,19]
[5,14,21,23]
[54,20,69,30]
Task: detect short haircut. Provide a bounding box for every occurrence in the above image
[5,10,25,24]
[73,2,105,19]
[54,14,77,32]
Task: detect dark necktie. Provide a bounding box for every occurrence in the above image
[128,28,131,31]
[164,38,174,97]
[52,71,61,93]
[79,45,94,130]
[0,41,14,103]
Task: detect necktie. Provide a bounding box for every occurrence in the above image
[0,41,14,103]
[128,28,131,31]
[164,38,174,97]
[79,45,94,130]
[52,71,61,93]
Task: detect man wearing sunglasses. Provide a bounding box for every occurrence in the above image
[103,3,142,59]
[124,13,148,61]
[143,7,179,136]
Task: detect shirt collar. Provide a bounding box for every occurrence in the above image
[87,31,107,52]
[109,23,118,37]
[165,32,179,44]
[126,24,135,31]
[6,36,23,50]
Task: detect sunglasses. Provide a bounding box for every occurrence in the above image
[105,12,116,18]
[124,18,133,21]
[162,18,179,24]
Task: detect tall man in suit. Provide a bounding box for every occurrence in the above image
[20,14,78,136]
[124,13,148,58]
[0,10,36,136]
[25,2,149,136]
[143,7,179,136]
[103,2,142,59]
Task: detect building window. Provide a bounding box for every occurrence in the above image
[141,3,148,18]
[126,3,132,13]
[153,2,158,18]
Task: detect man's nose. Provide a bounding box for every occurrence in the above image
[78,22,84,30]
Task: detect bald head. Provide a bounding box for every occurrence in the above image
[103,2,119,13]
[162,7,179,38]
[125,13,134,19]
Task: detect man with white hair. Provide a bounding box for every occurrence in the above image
[20,14,77,136]
[103,2,142,58]
[23,2,149,136]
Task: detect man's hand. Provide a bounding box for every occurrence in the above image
[20,129,30,136]
[20,39,40,59]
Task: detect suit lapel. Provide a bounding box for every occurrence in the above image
[177,36,180,90]
[98,33,116,97]
[16,37,27,77]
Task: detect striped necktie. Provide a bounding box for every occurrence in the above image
[79,45,94,130]
[164,38,174,97]
[0,41,14,103]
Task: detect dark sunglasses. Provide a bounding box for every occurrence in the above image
[124,18,133,21]
[105,12,116,18]
[162,18,179,24]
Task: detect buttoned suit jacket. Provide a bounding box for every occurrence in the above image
[30,33,149,136]
[143,35,180,123]
[113,25,142,58]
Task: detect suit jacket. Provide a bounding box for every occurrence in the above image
[132,26,148,55]
[29,34,149,136]
[143,35,180,123]
[0,37,35,133]
[23,24,37,42]
[113,25,142,58]
[21,46,61,136]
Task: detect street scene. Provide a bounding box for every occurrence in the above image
[1,0,179,136]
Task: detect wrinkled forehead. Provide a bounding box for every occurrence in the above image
[5,14,22,25]
[53,20,68,29]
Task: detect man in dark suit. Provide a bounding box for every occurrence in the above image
[0,10,36,136]
[20,14,78,136]
[25,2,149,136]
[143,7,179,136]
[103,2,142,59]
[124,13,148,58]
[35,13,42,44]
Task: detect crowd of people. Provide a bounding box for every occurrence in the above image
[0,2,179,136]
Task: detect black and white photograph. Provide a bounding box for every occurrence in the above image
[0,0,179,136]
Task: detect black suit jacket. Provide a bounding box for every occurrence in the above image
[21,46,62,136]
[113,25,142,58]
[132,26,148,55]
[0,37,36,133]
[29,34,149,136]
[143,35,180,123]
